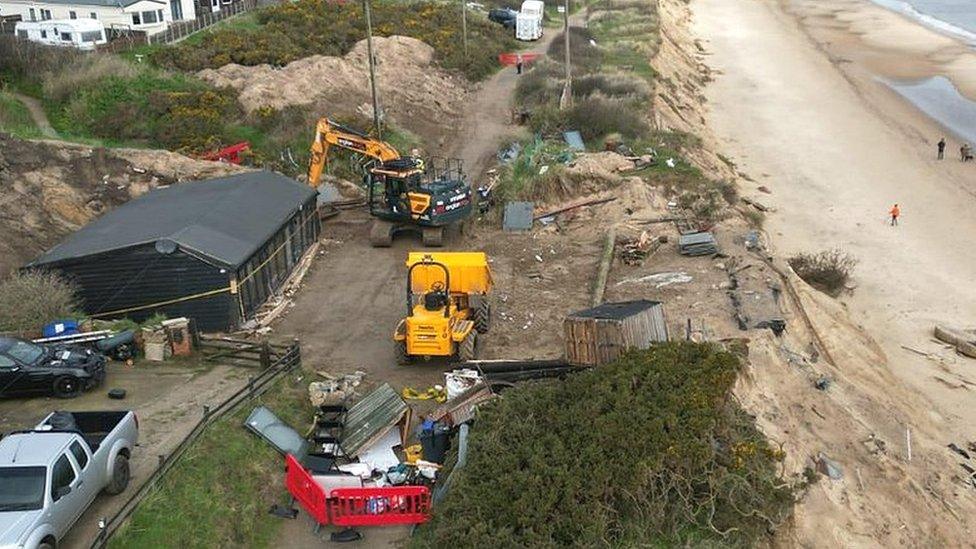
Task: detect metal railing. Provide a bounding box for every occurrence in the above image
[88,338,302,548]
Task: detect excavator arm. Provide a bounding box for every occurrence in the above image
[307,118,402,188]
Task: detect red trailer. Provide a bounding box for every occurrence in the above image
[284,454,432,527]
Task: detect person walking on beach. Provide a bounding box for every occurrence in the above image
[937,137,946,160]
[515,53,524,75]
[889,203,900,226]
[962,143,973,162]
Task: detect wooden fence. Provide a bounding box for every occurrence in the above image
[148,0,258,45]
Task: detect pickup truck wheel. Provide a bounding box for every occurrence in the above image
[52,376,81,399]
[104,454,130,495]
[39,542,55,549]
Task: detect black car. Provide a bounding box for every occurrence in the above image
[0,337,106,399]
[489,7,518,29]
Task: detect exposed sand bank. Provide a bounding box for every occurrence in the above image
[690,0,976,544]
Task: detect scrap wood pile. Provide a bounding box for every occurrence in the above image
[618,230,667,266]
[934,325,976,359]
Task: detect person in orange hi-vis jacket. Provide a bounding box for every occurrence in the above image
[889,203,900,226]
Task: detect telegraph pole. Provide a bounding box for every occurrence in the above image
[559,0,572,109]
[363,0,382,137]
[461,0,468,60]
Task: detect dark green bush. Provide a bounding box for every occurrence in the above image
[415,342,797,547]
[151,0,519,81]
[546,26,604,71]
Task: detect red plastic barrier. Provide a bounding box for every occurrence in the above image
[284,454,432,527]
[329,486,432,526]
[285,454,329,524]
[498,52,542,66]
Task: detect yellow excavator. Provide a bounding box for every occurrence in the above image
[307,118,473,247]
[394,252,493,364]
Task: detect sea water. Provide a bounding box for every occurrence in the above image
[870,0,976,44]
[885,75,976,144]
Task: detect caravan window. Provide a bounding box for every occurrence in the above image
[41,9,52,20]
[16,30,27,39]
[69,11,77,19]
[29,8,36,21]
[142,10,158,23]
[81,30,102,42]
[90,12,97,19]
[60,32,72,41]
[40,30,47,38]
[132,12,141,24]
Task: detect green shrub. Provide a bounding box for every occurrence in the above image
[42,55,138,104]
[546,27,603,71]
[0,91,42,138]
[415,342,797,547]
[0,271,81,333]
[789,249,858,296]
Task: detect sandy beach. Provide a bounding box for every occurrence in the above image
[690,0,976,543]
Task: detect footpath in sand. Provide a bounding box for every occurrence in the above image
[692,0,976,545]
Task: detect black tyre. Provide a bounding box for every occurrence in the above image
[458,331,477,362]
[394,340,411,365]
[472,299,491,334]
[38,540,55,549]
[369,220,393,247]
[52,376,81,399]
[104,454,130,495]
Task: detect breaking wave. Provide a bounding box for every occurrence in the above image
[870,0,976,45]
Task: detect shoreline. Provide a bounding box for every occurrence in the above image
[691,0,976,543]
[782,0,976,147]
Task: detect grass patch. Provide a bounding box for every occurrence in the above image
[414,342,799,547]
[0,90,42,138]
[109,373,310,549]
[151,0,519,81]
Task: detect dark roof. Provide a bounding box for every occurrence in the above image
[568,300,662,320]
[21,0,164,7]
[29,172,317,269]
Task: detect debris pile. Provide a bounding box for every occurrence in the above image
[618,231,667,265]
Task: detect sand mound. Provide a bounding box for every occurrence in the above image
[197,36,469,147]
[0,134,249,275]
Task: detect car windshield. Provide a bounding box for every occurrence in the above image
[4,341,45,365]
[0,467,46,511]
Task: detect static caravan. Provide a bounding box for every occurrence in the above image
[15,18,106,50]
[515,0,543,41]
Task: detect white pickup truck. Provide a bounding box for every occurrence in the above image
[0,411,138,549]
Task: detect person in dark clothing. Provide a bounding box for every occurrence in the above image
[516,54,523,75]
[937,137,946,160]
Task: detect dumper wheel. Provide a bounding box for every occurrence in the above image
[394,340,411,365]
[458,331,477,362]
[369,219,394,247]
[421,226,444,247]
[473,299,491,334]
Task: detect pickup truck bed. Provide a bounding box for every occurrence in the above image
[42,411,130,452]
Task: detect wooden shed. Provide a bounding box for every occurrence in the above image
[564,300,669,366]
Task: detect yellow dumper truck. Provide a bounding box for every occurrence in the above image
[394,252,493,364]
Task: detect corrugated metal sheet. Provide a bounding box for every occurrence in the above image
[565,300,669,366]
[340,383,409,457]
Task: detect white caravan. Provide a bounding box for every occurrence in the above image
[516,0,544,41]
[15,18,107,50]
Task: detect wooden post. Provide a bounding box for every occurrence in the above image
[259,341,272,370]
[592,226,616,306]
[363,0,382,137]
